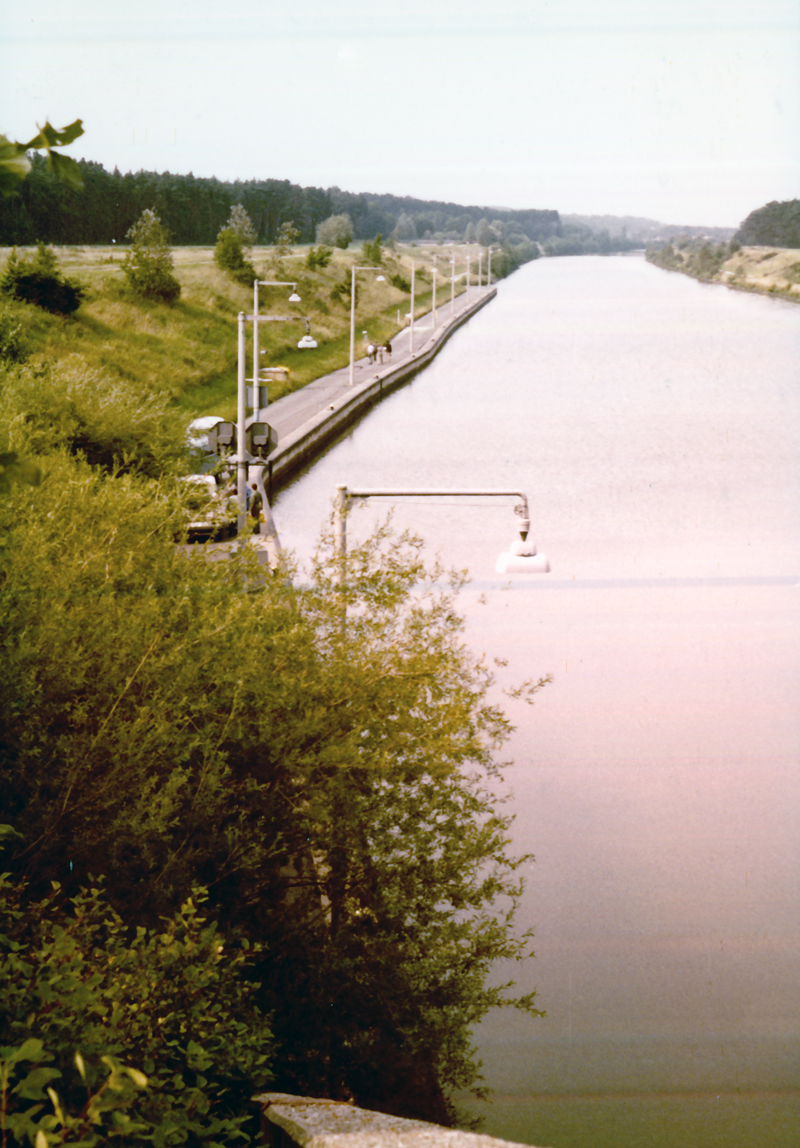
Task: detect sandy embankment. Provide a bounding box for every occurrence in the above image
[718,246,800,301]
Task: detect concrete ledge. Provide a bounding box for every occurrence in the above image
[265,289,496,497]
[254,1093,548,1148]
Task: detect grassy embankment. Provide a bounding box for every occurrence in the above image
[647,241,800,302]
[0,243,468,422]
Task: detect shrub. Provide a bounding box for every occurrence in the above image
[0,874,273,1146]
[389,272,411,292]
[362,234,383,265]
[0,306,25,360]
[316,214,354,249]
[121,209,181,303]
[0,360,188,477]
[306,244,333,270]
[0,243,84,315]
[214,227,256,286]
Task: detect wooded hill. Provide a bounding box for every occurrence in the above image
[0,154,560,248]
[734,199,800,249]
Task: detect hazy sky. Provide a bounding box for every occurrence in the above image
[3,0,799,228]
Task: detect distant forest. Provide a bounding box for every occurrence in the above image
[0,155,561,247]
[734,199,800,249]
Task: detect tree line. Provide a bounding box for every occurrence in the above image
[0,154,561,248]
[734,199,800,249]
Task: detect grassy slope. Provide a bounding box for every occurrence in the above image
[0,244,468,421]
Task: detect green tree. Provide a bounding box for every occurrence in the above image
[214,226,256,285]
[0,452,547,1126]
[275,220,300,256]
[361,233,383,265]
[224,202,257,250]
[316,213,354,249]
[121,208,181,302]
[392,212,417,242]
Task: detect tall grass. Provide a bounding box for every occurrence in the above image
[0,243,468,420]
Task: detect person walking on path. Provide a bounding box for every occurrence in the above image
[249,483,263,534]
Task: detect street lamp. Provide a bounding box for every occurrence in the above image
[252,280,301,416]
[334,486,550,573]
[349,265,387,386]
[235,304,316,537]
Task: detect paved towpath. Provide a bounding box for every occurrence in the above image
[263,284,495,443]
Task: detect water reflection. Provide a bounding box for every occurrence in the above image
[274,256,800,1145]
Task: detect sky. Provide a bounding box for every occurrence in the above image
[2,0,799,229]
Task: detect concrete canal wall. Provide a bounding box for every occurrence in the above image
[264,287,496,498]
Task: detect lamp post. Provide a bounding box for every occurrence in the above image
[487,246,499,286]
[349,265,386,386]
[409,259,416,354]
[252,280,301,415]
[334,486,550,573]
[235,303,316,536]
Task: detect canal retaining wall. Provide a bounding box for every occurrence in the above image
[264,288,496,498]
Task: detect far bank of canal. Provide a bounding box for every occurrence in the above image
[273,254,800,1148]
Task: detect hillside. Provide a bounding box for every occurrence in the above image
[646,238,800,302]
[734,199,800,249]
[0,238,539,429]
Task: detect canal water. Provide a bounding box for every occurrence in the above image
[273,255,800,1148]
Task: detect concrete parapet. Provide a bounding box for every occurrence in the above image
[253,1093,548,1148]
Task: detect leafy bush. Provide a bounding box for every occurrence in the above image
[121,210,181,303]
[306,245,333,270]
[389,273,411,292]
[0,873,273,1146]
[214,227,256,286]
[0,360,189,477]
[316,214,353,249]
[0,306,25,360]
[361,234,383,265]
[0,244,84,315]
[0,455,547,1125]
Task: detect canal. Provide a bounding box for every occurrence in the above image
[273,254,800,1148]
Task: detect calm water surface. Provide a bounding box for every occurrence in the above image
[273,256,800,1147]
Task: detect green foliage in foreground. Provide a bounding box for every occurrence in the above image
[0,120,84,199]
[0,436,547,1126]
[0,360,189,477]
[0,876,271,1146]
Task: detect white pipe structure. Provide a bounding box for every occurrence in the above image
[334,485,550,573]
[349,265,386,386]
[252,280,300,414]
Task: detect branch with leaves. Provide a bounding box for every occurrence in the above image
[0,121,84,198]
